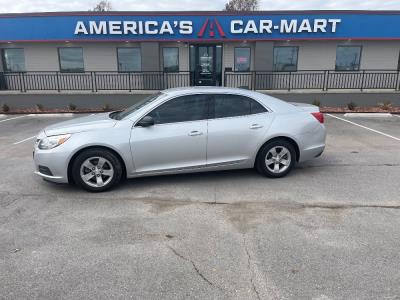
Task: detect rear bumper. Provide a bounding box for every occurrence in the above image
[297,124,326,162]
[299,144,325,162]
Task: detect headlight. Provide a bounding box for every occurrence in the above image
[38,134,71,150]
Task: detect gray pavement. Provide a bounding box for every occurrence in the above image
[0,113,400,299]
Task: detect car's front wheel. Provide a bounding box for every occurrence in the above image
[72,148,123,192]
[256,139,296,178]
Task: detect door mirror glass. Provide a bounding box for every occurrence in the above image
[136,115,154,127]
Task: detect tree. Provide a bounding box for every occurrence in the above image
[91,1,112,12]
[224,0,258,11]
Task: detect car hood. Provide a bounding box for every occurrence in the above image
[44,113,117,136]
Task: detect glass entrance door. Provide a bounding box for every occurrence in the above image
[190,45,222,86]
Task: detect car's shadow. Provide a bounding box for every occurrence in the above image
[40,161,325,195]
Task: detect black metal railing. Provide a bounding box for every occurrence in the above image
[0,71,194,92]
[0,70,399,92]
[224,70,400,91]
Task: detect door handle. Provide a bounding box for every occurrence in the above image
[188,131,203,136]
[250,124,263,130]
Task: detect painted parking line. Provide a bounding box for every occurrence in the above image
[327,114,400,142]
[0,115,29,123]
[13,135,37,145]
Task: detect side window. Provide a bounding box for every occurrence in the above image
[251,100,267,114]
[148,94,209,125]
[212,94,266,118]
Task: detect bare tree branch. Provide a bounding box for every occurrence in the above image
[224,0,259,11]
[90,1,112,12]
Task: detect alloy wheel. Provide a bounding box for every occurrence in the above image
[80,156,114,188]
[265,146,292,174]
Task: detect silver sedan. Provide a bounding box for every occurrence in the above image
[33,87,326,192]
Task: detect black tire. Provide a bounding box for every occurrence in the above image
[256,139,296,178]
[71,148,123,192]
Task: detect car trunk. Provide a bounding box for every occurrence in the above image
[289,102,320,113]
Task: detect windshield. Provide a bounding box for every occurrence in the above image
[112,92,164,120]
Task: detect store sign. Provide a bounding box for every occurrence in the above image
[73,18,341,36]
[1,12,400,41]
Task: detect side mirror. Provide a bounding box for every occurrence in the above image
[136,115,154,127]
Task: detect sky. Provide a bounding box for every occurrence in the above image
[0,0,400,13]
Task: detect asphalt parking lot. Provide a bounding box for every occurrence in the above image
[1,113,400,299]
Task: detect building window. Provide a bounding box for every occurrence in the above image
[335,46,362,71]
[2,48,26,72]
[163,47,179,72]
[117,48,141,72]
[58,47,84,72]
[273,46,298,72]
[234,47,251,72]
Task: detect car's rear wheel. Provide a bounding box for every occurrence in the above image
[256,139,296,178]
[72,148,122,192]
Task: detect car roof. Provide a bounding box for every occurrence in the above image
[162,86,256,96]
[161,86,295,112]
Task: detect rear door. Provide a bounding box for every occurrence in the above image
[207,94,273,166]
[130,94,209,173]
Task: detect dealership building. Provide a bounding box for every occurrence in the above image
[1,10,400,108]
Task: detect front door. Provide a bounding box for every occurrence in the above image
[130,94,209,174]
[190,44,222,86]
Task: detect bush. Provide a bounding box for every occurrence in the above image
[1,104,10,112]
[347,102,357,111]
[35,104,44,111]
[68,103,77,111]
[312,99,321,107]
[102,104,111,111]
[378,101,392,111]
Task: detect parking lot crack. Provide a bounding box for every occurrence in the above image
[243,236,261,300]
[167,245,216,287]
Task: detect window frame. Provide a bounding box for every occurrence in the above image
[209,94,268,120]
[234,47,251,72]
[116,47,142,72]
[162,47,179,73]
[335,45,363,71]
[397,50,400,71]
[273,46,299,72]
[58,47,85,73]
[145,93,211,125]
[1,48,26,72]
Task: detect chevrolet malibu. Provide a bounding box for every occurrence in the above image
[33,87,326,192]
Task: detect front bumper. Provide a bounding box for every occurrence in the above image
[33,146,70,184]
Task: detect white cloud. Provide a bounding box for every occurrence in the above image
[0,0,399,13]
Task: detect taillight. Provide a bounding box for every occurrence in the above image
[311,112,324,123]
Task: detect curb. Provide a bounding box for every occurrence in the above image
[27,113,76,117]
[343,113,393,117]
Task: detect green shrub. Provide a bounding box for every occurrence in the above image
[378,101,392,111]
[68,103,77,111]
[347,102,357,111]
[103,104,111,111]
[35,104,44,111]
[1,104,10,112]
